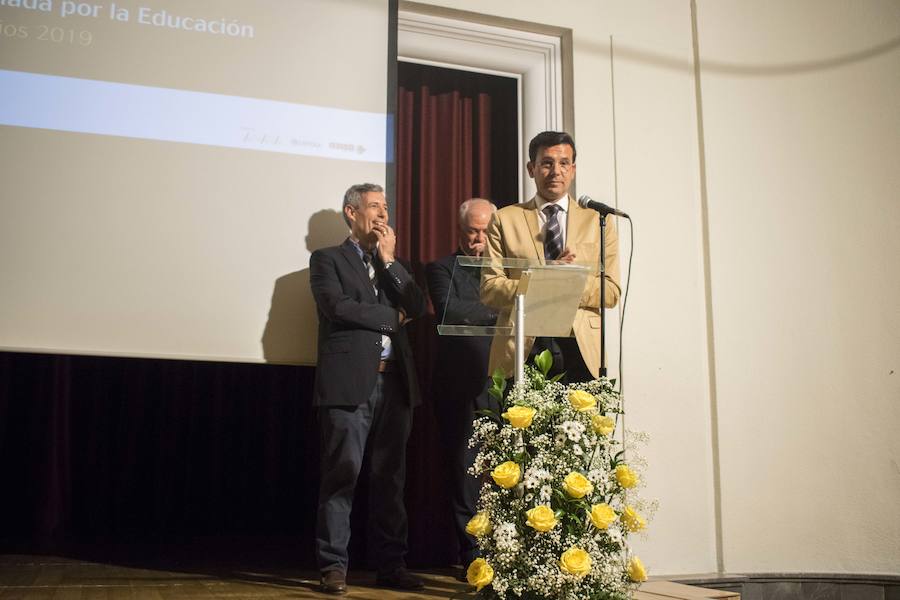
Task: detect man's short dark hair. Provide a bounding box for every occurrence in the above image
[528,131,577,163]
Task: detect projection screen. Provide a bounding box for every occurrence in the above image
[0,0,391,364]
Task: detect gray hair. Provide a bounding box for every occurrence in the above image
[342,183,384,227]
[458,198,497,224]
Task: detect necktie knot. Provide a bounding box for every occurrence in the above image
[543,204,561,217]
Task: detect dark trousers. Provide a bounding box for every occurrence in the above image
[434,378,492,566]
[315,372,412,574]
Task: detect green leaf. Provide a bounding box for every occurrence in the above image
[549,372,564,383]
[488,369,507,402]
[534,349,553,376]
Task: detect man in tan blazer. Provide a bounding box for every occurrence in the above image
[481,131,621,382]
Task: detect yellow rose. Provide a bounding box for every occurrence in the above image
[628,556,648,582]
[591,414,616,436]
[589,503,617,529]
[491,461,521,489]
[467,557,494,591]
[568,389,597,412]
[562,472,593,498]
[502,405,536,429]
[525,505,558,532]
[621,505,647,532]
[559,547,592,577]
[615,465,639,489]
[465,512,491,536]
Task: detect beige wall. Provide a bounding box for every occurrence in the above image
[697,0,900,574]
[414,0,900,576]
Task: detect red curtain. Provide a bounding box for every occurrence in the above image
[396,86,492,267]
[394,78,496,566]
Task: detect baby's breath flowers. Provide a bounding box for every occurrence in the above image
[465,352,655,599]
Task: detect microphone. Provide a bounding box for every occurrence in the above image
[577,195,630,219]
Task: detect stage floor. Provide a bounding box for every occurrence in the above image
[0,554,470,599]
[0,554,741,600]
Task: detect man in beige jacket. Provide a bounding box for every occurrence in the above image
[481,131,621,382]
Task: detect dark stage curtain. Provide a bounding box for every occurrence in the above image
[396,62,518,566]
[396,61,518,268]
[0,352,321,563]
[0,63,518,570]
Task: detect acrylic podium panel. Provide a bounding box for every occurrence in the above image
[436,256,588,338]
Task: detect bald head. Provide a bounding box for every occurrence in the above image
[458,198,496,257]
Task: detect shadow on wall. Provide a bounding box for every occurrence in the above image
[261,209,348,364]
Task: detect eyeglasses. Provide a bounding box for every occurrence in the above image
[537,160,573,173]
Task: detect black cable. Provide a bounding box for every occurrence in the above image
[617,216,633,397]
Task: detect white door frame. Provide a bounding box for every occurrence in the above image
[397,1,573,202]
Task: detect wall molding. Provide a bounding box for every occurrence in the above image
[397,0,573,202]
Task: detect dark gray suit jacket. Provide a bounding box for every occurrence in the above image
[426,251,497,396]
[310,238,426,407]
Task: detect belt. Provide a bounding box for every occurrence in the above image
[378,360,397,373]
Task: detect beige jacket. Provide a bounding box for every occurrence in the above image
[480,196,621,378]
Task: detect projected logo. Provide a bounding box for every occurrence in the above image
[0,69,387,163]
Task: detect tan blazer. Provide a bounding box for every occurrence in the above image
[481,196,621,378]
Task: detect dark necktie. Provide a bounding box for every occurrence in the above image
[543,204,563,260]
[363,252,378,296]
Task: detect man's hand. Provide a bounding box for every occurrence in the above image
[373,222,397,263]
[398,307,411,325]
[557,247,577,264]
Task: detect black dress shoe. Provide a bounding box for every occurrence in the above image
[319,570,347,595]
[376,567,425,590]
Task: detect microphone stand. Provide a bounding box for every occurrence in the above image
[598,213,607,378]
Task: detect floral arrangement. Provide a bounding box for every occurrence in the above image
[465,352,653,600]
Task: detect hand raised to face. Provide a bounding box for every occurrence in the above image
[373,222,396,263]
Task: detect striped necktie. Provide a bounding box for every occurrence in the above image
[543,204,563,260]
[363,252,378,296]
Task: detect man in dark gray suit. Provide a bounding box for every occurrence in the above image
[425,198,498,573]
[309,183,426,595]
